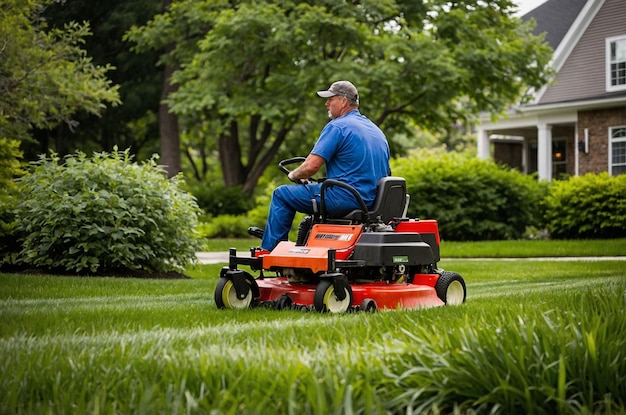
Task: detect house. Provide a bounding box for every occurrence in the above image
[476,0,626,180]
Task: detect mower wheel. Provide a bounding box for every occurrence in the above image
[360,298,377,312]
[435,271,466,305]
[276,294,293,310]
[214,276,255,309]
[314,278,353,313]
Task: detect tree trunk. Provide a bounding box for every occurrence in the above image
[159,0,180,178]
[218,120,244,187]
[159,62,180,178]
[217,117,297,195]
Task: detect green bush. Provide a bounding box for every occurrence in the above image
[14,149,202,274]
[198,214,255,238]
[0,139,24,266]
[544,172,626,239]
[392,149,544,241]
[186,180,253,217]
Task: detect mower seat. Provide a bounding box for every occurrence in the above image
[340,176,408,224]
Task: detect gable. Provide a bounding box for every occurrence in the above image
[539,0,626,104]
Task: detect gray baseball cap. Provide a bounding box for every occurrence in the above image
[317,81,359,103]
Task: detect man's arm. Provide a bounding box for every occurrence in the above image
[287,154,325,182]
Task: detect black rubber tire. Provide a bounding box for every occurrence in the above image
[360,298,377,312]
[296,216,313,246]
[435,271,466,305]
[276,294,293,310]
[313,278,353,313]
[214,276,255,309]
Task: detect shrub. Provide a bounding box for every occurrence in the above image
[0,139,24,266]
[544,172,626,239]
[186,180,254,217]
[198,214,254,238]
[14,149,202,274]
[392,149,544,241]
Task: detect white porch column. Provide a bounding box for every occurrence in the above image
[476,127,490,159]
[537,123,552,181]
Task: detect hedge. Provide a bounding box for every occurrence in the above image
[544,172,626,239]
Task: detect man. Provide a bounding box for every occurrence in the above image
[259,80,391,252]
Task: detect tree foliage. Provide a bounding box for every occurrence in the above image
[0,0,120,144]
[126,0,552,195]
[29,0,163,160]
[0,139,24,265]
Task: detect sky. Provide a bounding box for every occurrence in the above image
[515,0,548,15]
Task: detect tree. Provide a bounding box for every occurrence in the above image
[126,0,553,195]
[21,0,164,162]
[0,0,121,146]
[157,0,182,178]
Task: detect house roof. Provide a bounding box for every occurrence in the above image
[479,0,626,123]
[522,0,588,50]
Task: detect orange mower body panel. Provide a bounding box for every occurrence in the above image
[261,224,363,274]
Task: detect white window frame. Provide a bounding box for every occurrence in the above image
[606,35,626,92]
[609,126,626,176]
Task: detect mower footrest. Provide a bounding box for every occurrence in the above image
[335,259,366,268]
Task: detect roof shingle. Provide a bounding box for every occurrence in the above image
[523,0,588,49]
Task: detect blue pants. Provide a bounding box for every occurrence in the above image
[261,183,361,250]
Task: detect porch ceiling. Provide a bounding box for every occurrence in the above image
[489,127,538,139]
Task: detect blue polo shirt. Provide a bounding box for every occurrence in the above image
[311,110,390,207]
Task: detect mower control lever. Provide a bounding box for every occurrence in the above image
[278,157,306,176]
[278,157,321,184]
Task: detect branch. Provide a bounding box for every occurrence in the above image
[374,91,425,126]
[243,115,298,195]
[184,146,201,181]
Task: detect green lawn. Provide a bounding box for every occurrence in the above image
[441,237,626,258]
[1,258,625,414]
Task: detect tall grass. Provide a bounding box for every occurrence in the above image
[380,281,626,414]
[1,260,625,414]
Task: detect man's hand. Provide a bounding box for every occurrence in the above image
[288,154,324,184]
[288,171,308,184]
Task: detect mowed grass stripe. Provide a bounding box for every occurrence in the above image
[468,275,626,299]
[0,315,343,348]
[4,273,620,317]
[2,273,622,352]
[0,293,209,313]
[0,328,378,368]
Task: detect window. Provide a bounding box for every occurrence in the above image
[552,139,567,179]
[610,126,626,176]
[607,36,626,91]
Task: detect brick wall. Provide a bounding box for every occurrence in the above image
[577,106,626,175]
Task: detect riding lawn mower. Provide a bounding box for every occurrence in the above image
[214,158,466,313]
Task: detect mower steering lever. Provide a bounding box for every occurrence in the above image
[278,157,306,176]
[278,157,321,184]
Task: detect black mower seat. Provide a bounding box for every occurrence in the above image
[341,176,408,224]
